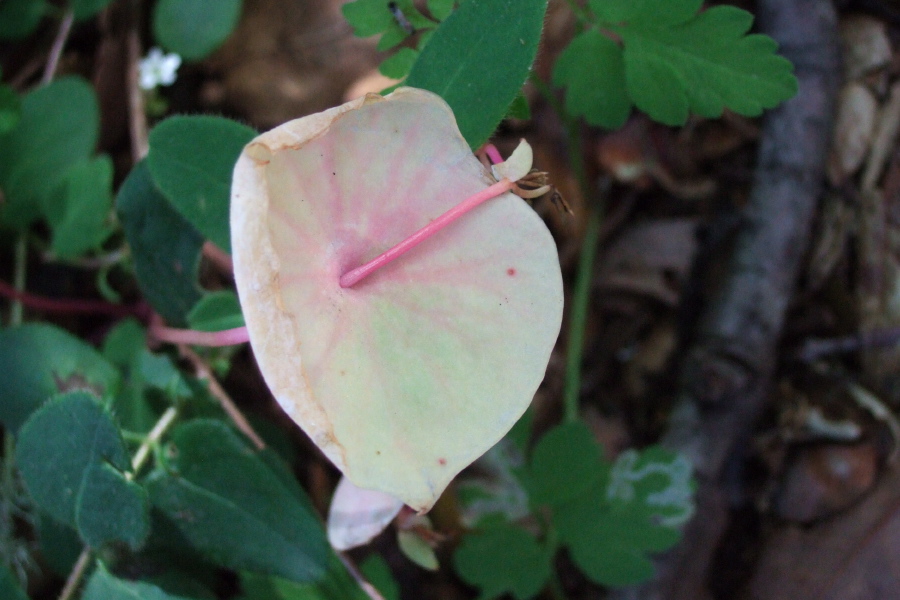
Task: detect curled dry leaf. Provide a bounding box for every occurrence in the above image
[231,88,563,511]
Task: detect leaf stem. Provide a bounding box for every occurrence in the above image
[42,10,75,85]
[130,405,179,476]
[0,277,146,318]
[57,548,92,600]
[150,323,250,347]
[339,178,514,288]
[10,234,27,326]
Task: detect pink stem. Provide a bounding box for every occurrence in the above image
[151,324,250,347]
[484,144,504,165]
[339,178,514,288]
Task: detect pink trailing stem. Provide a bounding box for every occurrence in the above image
[150,322,250,347]
[0,278,148,318]
[339,178,514,288]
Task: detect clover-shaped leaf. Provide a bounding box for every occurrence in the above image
[231,87,563,511]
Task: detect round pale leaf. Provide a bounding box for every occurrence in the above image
[231,87,563,511]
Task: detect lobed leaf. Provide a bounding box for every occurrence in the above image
[16,391,149,549]
[0,76,98,228]
[618,5,797,125]
[526,420,607,507]
[41,154,115,258]
[147,115,256,252]
[406,0,547,148]
[0,323,119,434]
[453,523,551,600]
[588,0,702,26]
[117,161,204,326]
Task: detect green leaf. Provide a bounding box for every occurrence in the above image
[102,319,159,433]
[41,155,115,258]
[147,115,256,252]
[0,323,120,434]
[617,5,798,125]
[454,523,551,600]
[505,91,531,121]
[527,421,606,507]
[83,564,199,600]
[397,529,438,570]
[426,0,454,21]
[187,291,244,332]
[0,76,98,228]
[553,447,693,588]
[342,0,434,51]
[406,0,547,148]
[0,0,46,39]
[0,563,28,600]
[103,317,147,369]
[37,511,83,576]
[139,350,192,399]
[70,0,116,21]
[359,555,400,600]
[147,420,329,583]
[378,48,418,80]
[152,0,243,60]
[552,29,630,129]
[240,556,372,600]
[589,0,702,26]
[76,463,150,549]
[16,391,129,525]
[0,83,21,134]
[117,160,204,326]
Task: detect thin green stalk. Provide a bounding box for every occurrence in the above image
[530,73,603,422]
[10,234,27,326]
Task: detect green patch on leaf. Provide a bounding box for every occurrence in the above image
[342,0,436,51]
[454,523,551,600]
[359,554,400,600]
[0,0,46,40]
[41,154,115,258]
[152,0,243,60]
[0,323,120,434]
[117,160,204,326]
[379,47,418,80]
[16,391,149,549]
[187,290,245,332]
[147,420,329,583]
[147,115,256,253]
[0,76,99,228]
[406,0,547,149]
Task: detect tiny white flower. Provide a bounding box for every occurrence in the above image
[139,47,182,90]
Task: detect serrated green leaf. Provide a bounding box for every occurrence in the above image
[239,555,372,600]
[41,155,115,258]
[152,0,243,60]
[379,47,418,79]
[552,29,630,129]
[117,161,204,326]
[147,420,329,583]
[187,290,244,332]
[618,5,797,125]
[589,0,701,26]
[406,0,547,149]
[0,76,98,228]
[343,0,434,44]
[147,115,256,253]
[70,0,116,21]
[0,563,28,600]
[359,555,400,600]
[0,0,47,40]
[454,523,550,600]
[83,564,198,600]
[16,392,130,527]
[527,421,605,506]
[553,446,693,588]
[0,83,21,134]
[0,323,120,434]
[76,463,150,550]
